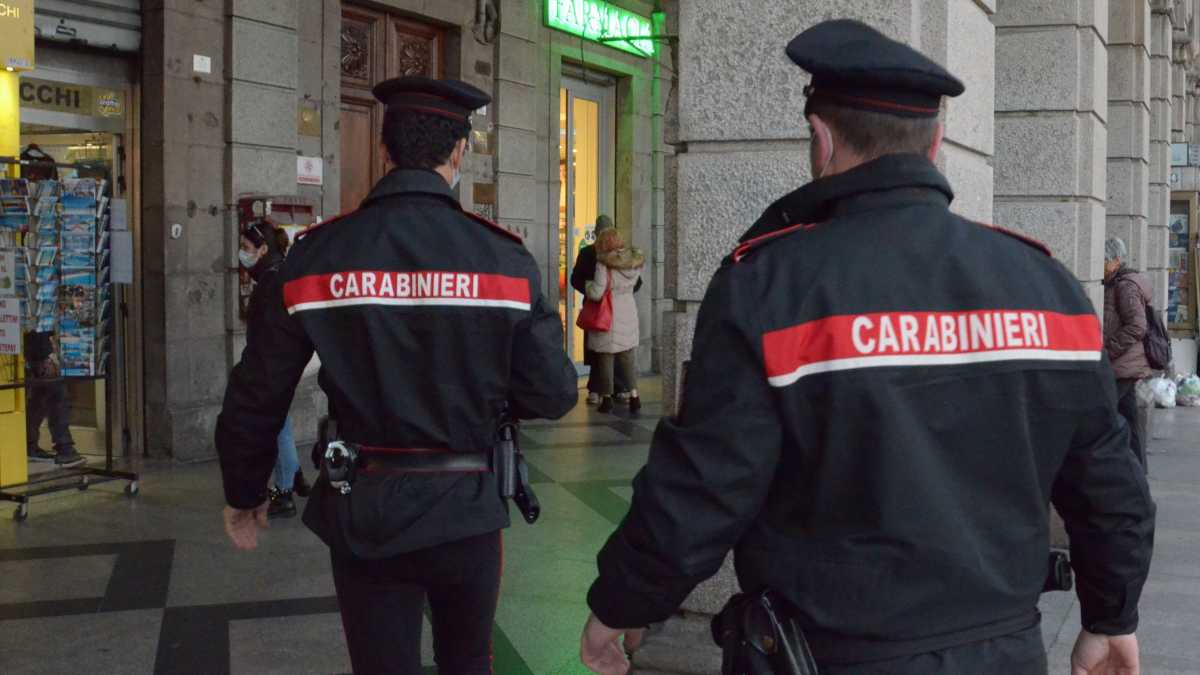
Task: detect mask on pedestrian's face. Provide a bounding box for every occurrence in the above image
[238,249,260,269]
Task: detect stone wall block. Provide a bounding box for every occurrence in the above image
[496,127,537,176]
[1076,199,1108,284]
[169,404,222,461]
[674,150,809,301]
[995,115,1080,196]
[1107,44,1151,103]
[231,0,298,28]
[231,18,299,89]
[996,27,1080,112]
[230,81,298,148]
[497,34,537,88]
[661,309,697,416]
[944,0,996,155]
[496,174,538,222]
[1151,12,1175,58]
[1151,55,1172,102]
[941,144,994,223]
[1083,26,1108,121]
[1151,98,1173,145]
[1107,102,1151,158]
[1110,0,1152,45]
[678,0,912,142]
[994,200,1082,270]
[992,0,1083,27]
[1080,113,1108,201]
[496,80,536,132]
[500,0,537,41]
[230,146,298,196]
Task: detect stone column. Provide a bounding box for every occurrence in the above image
[1148,1,1177,310]
[1108,1,1153,271]
[644,2,996,672]
[994,1,1109,311]
[142,0,234,458]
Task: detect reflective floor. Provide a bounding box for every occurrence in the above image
[0,382,1198,674]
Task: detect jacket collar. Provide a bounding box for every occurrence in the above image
[740,153,954,242]
[361,169,459,209]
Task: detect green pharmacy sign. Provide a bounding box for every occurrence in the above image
[545,0,655,57]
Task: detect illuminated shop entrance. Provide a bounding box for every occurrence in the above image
[557,73,615,367]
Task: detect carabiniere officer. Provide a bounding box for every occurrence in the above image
[216,76,578,674]
[579,19,1156,675]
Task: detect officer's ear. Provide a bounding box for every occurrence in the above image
[449,137,468,171]
[927,122,945,163]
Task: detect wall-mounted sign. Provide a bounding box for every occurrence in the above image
[0,0,34,71]
[297,156,324,186]
[1171,142,1189,167]
[545,0,654,57]
[19,78,126,119]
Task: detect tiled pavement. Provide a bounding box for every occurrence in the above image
[0,381,1197,674]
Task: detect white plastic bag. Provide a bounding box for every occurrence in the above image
[1150,376,1177,408]
[1178,374,1200,398]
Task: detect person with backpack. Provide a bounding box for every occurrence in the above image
[1103,237,1155,468]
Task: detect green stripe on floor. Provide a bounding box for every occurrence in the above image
[560,481,632,526]
[493,621,535,675]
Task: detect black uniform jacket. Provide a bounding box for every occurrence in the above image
[588,154,1155,664]
[216,169,578,558]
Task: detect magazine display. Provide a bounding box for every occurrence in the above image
[0,178,113,376]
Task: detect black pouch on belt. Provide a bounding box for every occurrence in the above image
[711,589,819,675]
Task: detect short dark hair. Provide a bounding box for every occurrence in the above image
[809,100,938,160]
[382,109,471,170]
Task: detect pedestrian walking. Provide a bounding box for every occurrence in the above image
[584,228,644,414]
[1103,236,1156,468]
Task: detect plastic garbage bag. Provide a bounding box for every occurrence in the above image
[1150,376,1177,408]
[1178,374,1200,398]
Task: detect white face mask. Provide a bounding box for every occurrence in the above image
[238,249,261,269]
[450,167,461,190]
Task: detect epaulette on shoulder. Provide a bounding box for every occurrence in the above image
[975,221,1052,257]
[731,222,816,263]
[296,210,357,241]
[465,210,523,243]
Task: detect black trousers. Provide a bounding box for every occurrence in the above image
[585,347,633,394]
[1116,378,1148,468]
[819,624,1047,675]
[330,530,502,675]
[25,379,74,451]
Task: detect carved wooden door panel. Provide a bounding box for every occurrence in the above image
[339,6,445,211]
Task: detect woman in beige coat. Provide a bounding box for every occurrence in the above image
[586,228,645,414]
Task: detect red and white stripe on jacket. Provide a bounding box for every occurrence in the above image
[762,309,1102,388]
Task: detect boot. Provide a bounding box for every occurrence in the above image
[598,396,615,413]
[293,470,311,498]
[267,487,297,519]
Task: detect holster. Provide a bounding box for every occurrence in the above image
[494,411,540,524]
[711,590,819,675]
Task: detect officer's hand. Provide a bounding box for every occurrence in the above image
[223,502,269,550]
[580,612,643,675]
[1071,630,1140,675]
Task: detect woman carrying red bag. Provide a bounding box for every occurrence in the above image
[584,227,645,414]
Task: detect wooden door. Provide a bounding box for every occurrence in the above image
[339,5,446,211]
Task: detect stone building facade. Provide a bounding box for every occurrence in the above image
[641,1,1200,672]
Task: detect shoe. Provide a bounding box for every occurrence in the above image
[27,447,55,462]
[293,470,311,498]
[628,396,642,415]
[587,392,602,405]
[598,397,614,413]
[267,487,297,519]
[53,447,86,467]
[615,391,631,402]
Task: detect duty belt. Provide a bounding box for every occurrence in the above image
[316,412,541,524]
